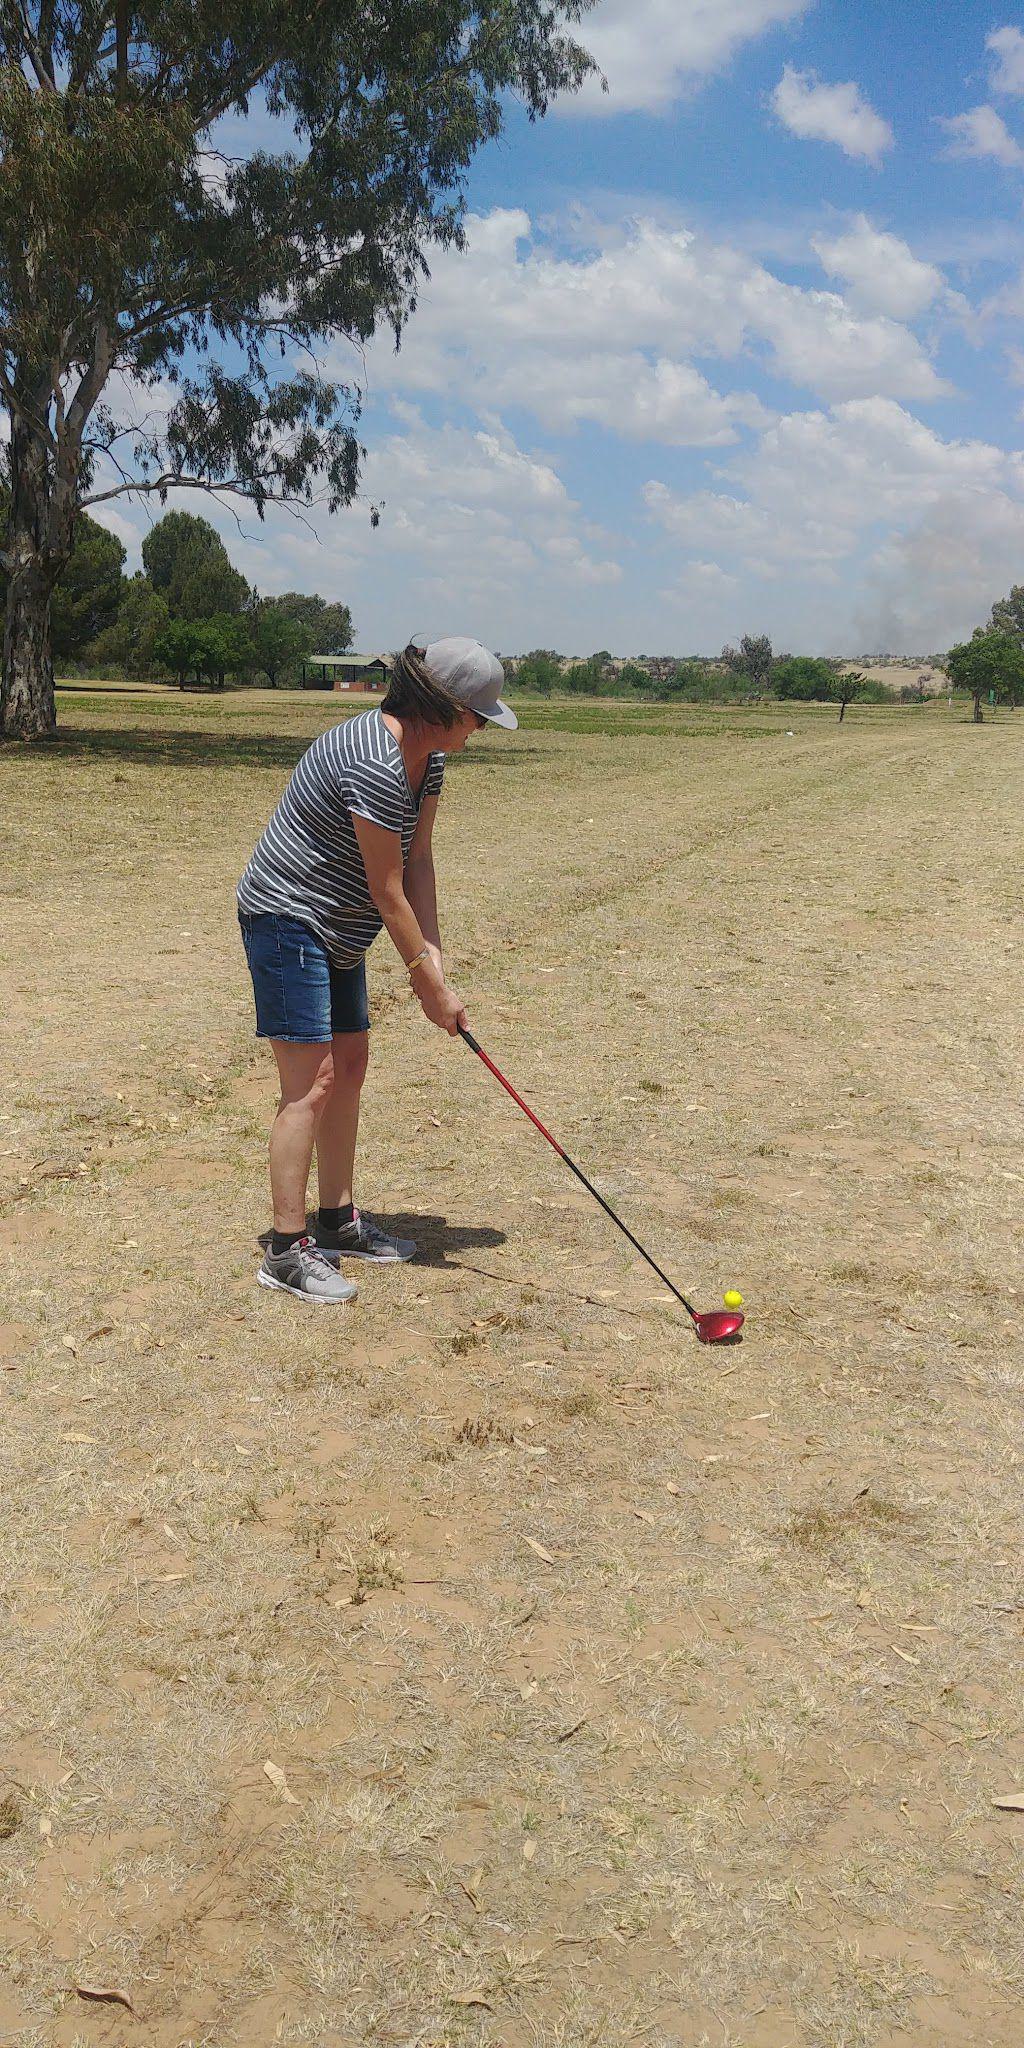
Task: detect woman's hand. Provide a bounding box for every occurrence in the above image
[412,961,467,1036]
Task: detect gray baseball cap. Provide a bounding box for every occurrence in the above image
[423,636,518,729]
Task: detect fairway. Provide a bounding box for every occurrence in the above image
[2,692,1023,2047]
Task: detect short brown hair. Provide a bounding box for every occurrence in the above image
[382,643,463,729]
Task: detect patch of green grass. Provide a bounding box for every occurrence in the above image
[52,679,935,744]
[511,697,780,738]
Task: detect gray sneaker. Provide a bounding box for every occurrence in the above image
[316,1205,416,1264]
[258,1236,358,1304]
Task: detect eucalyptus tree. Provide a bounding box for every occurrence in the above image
[0,2,594,737]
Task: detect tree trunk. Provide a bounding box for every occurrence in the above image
[1,562,57,739]
[973,691,984,724]
[838,698,847,723]
[1,404,64,741]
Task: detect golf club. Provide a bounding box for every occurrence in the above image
[458,1025,744,1344]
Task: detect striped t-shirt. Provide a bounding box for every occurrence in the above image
[237,709,445,967]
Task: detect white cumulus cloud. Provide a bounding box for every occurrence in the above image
[98,404,625,650]
[811,216,947,320]
[352,208,947,428]
[325,408,626,633]
[645,398,1021,646]
[569,0,811,115]
[987,25,1024,96]
[939,104,1024,168]
[771,65,894,162]
[92,199,972,655]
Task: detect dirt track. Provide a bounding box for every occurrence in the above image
[2,695,1023,2046]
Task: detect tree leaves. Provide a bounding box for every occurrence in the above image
[1,1,597,735]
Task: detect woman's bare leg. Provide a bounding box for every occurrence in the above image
[315,1031,369,1210]
[268,1040,335,1232]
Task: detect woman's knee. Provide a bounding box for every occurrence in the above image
[274,1043,336,1113]
[332,1031,369,1087]
[308,1049,337,1109]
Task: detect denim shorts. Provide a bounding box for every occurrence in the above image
[239,912,370,1041]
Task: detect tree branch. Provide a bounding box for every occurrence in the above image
[1,0,57,90]
[65,314,117,441]
[81,470,320,510]
[140,53,176,103]
[194,54,282,126]
[115,0,127,100]
[0,360,56,450]
[191,0,330,126]
[82,409,168,452]
[67,5,117,94]
[37,0,56,79]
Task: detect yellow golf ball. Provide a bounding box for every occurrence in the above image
[723,1289,744,1310]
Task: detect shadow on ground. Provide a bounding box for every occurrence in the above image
[11,727,310,770]
[22,727,543,771]
[254,1213,508,1269]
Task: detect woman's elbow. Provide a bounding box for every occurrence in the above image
[372,877,408,919]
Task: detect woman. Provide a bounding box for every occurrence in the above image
[237,636,516,1303]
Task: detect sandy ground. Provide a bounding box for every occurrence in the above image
[1,692,1023,2047]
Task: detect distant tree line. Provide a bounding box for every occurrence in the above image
[520,594,1024,724]
[513,638,894,717]
[0,503,353,689]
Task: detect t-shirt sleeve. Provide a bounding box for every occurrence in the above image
[344,755,405,834]
[424,752,446,800]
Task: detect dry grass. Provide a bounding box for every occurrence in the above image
[1,687,1023,2047]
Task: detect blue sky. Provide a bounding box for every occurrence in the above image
[103,4,1024,655]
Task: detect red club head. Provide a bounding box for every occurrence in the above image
[693,1309,745,1345]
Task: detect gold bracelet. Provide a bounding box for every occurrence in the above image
[407,947,432,978]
